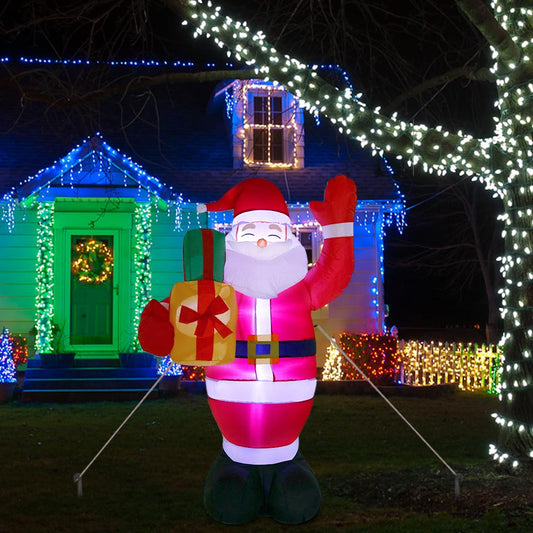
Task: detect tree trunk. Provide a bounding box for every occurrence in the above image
[495,178,533,463]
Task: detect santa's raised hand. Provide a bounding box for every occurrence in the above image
[310,174,357,228]
[305,175,357,309]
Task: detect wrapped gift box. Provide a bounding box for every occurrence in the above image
[167,229,236,366]
[169,279,237,366]
[183,228,226,283]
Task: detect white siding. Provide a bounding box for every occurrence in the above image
[0,206,38,337]
[151,208,202,300]
[325,223,382,333]
[315,219,385,366]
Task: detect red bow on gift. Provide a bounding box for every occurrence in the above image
[179,295,233,339]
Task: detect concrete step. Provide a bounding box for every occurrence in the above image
[22,356,160,402]
[22,377,158,391]
[21,389,160,403]
[24,367,158,380]
[26,357,123,369]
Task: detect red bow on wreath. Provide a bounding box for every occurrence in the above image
[178,295,232,339]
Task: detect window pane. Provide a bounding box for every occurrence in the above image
[253,129,268,161]
[271,129,284,162]
[298,231,314,269]
[253,96,267,124]
[271,97,283,125]
[70,235,113,345]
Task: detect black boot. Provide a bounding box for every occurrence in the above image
[203,451,264,525]
[266,451,322,524]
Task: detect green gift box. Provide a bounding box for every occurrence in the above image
[183,229,226,283]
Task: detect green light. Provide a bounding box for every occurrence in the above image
[35,202,55,354]
[132,202,153,351]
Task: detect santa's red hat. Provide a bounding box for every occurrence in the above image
[199,178,291,225]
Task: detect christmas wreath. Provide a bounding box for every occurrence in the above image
[72,238,113,284]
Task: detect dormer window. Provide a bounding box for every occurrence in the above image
[232,80,304,169]
[252,95,283,163]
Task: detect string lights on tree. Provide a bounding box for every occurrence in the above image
[0,329,17,384]
[181,0,533,468]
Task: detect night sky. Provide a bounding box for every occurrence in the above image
[0,0,502,342]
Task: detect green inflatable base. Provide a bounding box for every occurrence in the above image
[203,450,322,525]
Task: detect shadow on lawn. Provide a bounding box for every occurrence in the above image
[323,462,533,523]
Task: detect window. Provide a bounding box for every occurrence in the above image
[232,81,304,169]
[70,235,114,345]
[294,227,322,269]
[247,93,291,166]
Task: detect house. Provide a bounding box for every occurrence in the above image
[0,64,404,368]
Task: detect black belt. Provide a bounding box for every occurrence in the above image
[235,338,316,359]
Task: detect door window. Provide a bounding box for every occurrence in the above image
[70,235,114,345]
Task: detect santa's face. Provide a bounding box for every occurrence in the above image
[224,220,308,298]
[235,221,289,246]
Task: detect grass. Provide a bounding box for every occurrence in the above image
[0,391,531,532]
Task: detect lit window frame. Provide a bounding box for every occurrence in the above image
[236,81,302,169]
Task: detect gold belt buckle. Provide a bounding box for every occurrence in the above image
[247,334,279,364]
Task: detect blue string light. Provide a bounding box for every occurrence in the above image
[10,56,235,69]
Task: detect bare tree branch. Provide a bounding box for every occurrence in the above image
[383,64,494,114]
[0,67,255,107]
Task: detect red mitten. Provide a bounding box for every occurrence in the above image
[309,175,357,226]
[138,299,174,357]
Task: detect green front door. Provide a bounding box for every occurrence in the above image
[70,235,115,346]
[54,204,133,357]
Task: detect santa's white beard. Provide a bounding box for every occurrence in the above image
[224,237,309,298]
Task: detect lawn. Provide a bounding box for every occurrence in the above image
[0,391,531,532]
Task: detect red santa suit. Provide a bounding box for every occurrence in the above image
[202,176,356,465]
[137,176,356,524]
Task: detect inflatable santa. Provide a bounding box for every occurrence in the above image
[139,175,356,524]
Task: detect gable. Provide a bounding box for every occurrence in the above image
[9,135,172,205]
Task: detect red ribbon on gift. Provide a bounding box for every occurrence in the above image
[179,296,232,338]
[178,279,233,361]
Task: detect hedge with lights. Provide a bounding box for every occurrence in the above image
[180,0,533,469]
[10,334,28,367]
[339,333,400,385]
[157,355,183,377]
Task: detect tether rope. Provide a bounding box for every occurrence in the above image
[315,325,463,497]
[73,365,171,497]
[74,330,463,498]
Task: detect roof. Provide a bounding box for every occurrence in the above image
[0,64,402,206]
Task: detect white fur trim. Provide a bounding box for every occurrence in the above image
[254,298,274,381]
[223,437,299,465]
[206,377,317,404]
[322,222,354,239]
[233,210,291,226]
